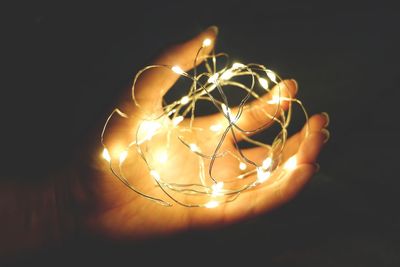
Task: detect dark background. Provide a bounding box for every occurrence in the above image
[2,1,399,266]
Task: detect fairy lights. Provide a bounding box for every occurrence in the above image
[100,34,310,208]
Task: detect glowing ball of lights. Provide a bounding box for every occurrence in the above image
[101,37,309,208]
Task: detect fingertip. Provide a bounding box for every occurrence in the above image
[321,112,330,128]
[290,79,298,94]
[321,128,330,143]
[206,25,219,36]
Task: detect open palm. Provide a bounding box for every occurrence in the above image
[74,26,329,241]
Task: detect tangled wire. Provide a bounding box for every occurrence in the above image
[101,38,309,208]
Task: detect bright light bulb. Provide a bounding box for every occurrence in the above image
[220,69,233,80]
[259,77,269,89]
[180,96,190,105]
[202,38,212,47]
[232,62,245,69]
[138,121,162,142]
[239,162,247,170]
[156,150,168,164]
[267,95,280,104]
[284,156,297,171]
[119,150,128,163]
[210,124,223,132]
[211,181,224,196]
[172,116,184,126]
[172,65,184,75]
[205,200,219,208]
[207,73,219,84]
[150,170,161,181]
[257,167,271,183]
[189,143,200,152]
[102,148,111,162]
[267,71,277,83]
[262,157,272,170]
[221,103,236,122]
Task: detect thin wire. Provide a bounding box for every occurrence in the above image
[101,41,309,208]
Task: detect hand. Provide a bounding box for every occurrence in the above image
[72,26,330,241]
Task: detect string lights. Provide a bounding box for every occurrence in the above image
[100,36,309,208]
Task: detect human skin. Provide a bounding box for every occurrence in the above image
[0,26,329,260]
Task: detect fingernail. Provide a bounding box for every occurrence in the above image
[321,128,330,143]
[206,25,219,36]
[313,163,320,173]
[321,112,330,127]
[290,79,298,94]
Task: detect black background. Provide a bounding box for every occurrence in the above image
[2,1,400,266]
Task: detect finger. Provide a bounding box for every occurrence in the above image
[196,79,298,141]
[232,79,298,132]
[207,163,317,225]
[132,26,218,112]
[239,113,329,164]
[282,112,329,161]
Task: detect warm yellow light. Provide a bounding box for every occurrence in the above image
[189,143,200,152]
[156,150,168,164]
[232,62,245,69]
[284,156,297,171]
[119,150,128,163]
[180,96,190,105]
[150,170,161,181]
[257,167,271,183]
[172,116,184,126]
[138,121,162,142]
[211,181,224,196]
[262,157,272,170]
[267,71,277,83]
[102,148,111,162]
[205,200,219,208]
[239,162,247,170]
[202,38,212,47]
[102,31,311,208]
[172,65,184,75]
[210,124,223,132]
[259,77,269,89]
[207,73,219,84]
[220,69,233,80]
[221,103,236,122]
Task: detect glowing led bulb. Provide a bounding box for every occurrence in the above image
[172,65,184,75]
[221,69,233,80]
[180,96,190,105]
[207,73,219,84]
[205,200,219,208]
[284,156,297,171]
[150,170,161,181]
[202,38,212,47]
[211,181,224,196]
[239,162,247,170]
[210,124,223,132]
[262,157,272,170]
[102,148,111,162]
[119,150,128,163]
[257,167,271,183]
[267,71,277,83]
[172,116,184,126]
[232,62,245,69]
[221,103,230,116]
[189,143,200,152]
[259,77,269,90]
[156,150,168,164]
[138,121,162,142]
[221,103,236,122]
[267,95,280,104]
